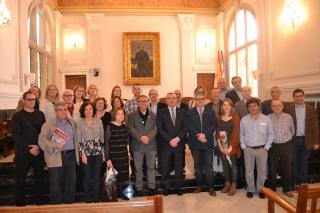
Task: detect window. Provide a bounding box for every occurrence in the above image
[28,5,53,89]
[227,8,258,96]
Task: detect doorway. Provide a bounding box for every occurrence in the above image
[65,75,87,90]
[196,73,215,100]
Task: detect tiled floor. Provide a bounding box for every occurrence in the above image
[161,189,293,213]
[161,186,320,213]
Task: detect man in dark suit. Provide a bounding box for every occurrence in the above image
[149,89,167,115]
[187,91,217,196]
[157,92,187,196]
[128,95,158,196]
[285,89,319,191]
[174,89,189,111]
[261,86,282,115]
[234,86,251,119]
[225,76,243,105]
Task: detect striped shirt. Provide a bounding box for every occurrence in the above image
[268,112,295,144]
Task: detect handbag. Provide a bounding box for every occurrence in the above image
[101,167,118,202]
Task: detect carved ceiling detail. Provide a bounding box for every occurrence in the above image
[57,0,223,10]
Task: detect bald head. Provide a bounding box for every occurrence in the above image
[271,99,284,114]
[242,86,251,100]
[217,78,227,90]
[174,89,182,101]
[270,86,281,100]
[62,89,74,105]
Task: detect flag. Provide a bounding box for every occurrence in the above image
[215,50,226,86]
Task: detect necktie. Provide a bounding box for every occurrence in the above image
[171,108,176,126]
[199,108,203,132]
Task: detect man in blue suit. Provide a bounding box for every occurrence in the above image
[187,91,217,196]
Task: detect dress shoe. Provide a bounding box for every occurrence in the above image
[208,189,216,196]
[284,191,294,197]
[162,189,169,196]
[194,186,202,193]
[175,189,183,196]
[258,192,265,199]
[246,192,254,198]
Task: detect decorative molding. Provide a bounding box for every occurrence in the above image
[219,0,234,12]
[192,67,215,72]
[270,69,320,80]
[0,73,19,85]
[0,91,22,99]
[47,0,59,10]
[177,14,195,30]
[217,11,226,22]
[57,0,220,10]
[266,83,320,93]
[85,13,105,30]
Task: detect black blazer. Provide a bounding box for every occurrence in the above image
[178,102,189,111]
[150,102,167,116]
[157,107,187,151]
[186,107,216,150]
[225,89,241,104]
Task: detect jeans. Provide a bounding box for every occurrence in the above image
[82,155,102,202]
[15,152,44,206]
[221,154,238,183]
[292,137,311,186]
[191,148,214,189]
[48,151,76,204]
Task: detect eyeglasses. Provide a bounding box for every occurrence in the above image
[138,100,148,103]
[56,108,68,111]
[63,94,74,97]
[26,98,36,102]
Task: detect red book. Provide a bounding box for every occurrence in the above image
[52,128,69,144]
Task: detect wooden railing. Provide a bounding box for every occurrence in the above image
[262,184,320,213]
[0,195,163,213]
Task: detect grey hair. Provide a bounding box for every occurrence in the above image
[54,101,67,111]
[63,89,74,95]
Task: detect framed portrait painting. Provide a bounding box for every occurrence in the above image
[123,32,160,85]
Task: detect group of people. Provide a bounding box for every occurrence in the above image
[11,76,319,207]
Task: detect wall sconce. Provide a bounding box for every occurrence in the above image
[195,26,216,64]
[280,0,305,31]
[63,26,86,64]
[0,0,10,28]
[251,69,261,80]
[64,33,85,50]
[24,73,36,85]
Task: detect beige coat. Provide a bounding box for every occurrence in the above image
[38,117,79,168]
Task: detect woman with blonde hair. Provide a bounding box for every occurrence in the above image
[216,98,240,196]
[73,85,85,109]
[40,84,59,121]
[86,84,99,103]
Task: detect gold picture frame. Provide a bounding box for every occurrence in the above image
[123,32,160,85]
